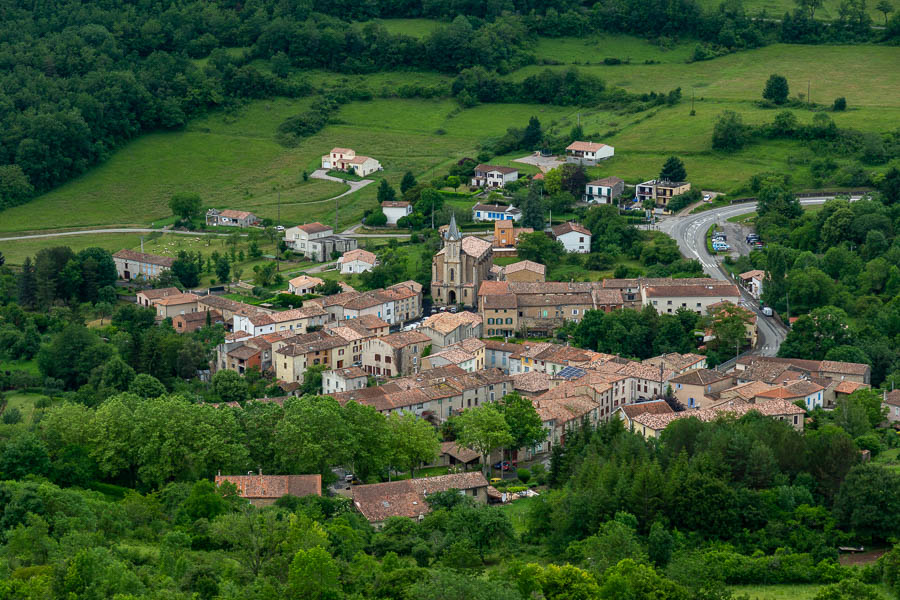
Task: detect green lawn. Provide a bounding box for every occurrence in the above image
[694,0,888,21]
[500,496,540,535]
[532,34,697,65]
[3,393,52,427]
[0,359,39,375]
[731,583,893,599]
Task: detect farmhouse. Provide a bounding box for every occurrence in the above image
[565,141,614,165]
[205,209,257,228]
[584,177,625,203]
[215,474,321,507]
[288,275,324,295]
[501,260,545,282]
[320,147,382,176]
[338,249,377,274]
[112,249,175,281]
[470,164,518,188]
[136,287,181,307]
[153,293,199,319]
[381,200,412,226]
[551,222,592,253]
[641,282,741,315]
[172,309,223,333]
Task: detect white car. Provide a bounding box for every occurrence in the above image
[703,194,711,201]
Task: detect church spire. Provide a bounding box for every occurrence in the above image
[446,212,461,241]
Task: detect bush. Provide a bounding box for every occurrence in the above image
[2,407,22,425]
[833,97,847,111]
[517,468,531,484]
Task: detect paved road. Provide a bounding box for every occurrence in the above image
[658,195,863,357]
[309,169,374,199]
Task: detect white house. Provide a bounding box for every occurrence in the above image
[739,270,765,299]
[322,366,368,395]
[284,222,332,252]
[321,147,382,176]
[584,177,625,204]
[551,222,592,253]
[288,275,324,295]
[472,203,521,223]
[338,249,377,274]
[470,164,518,188]
[565,141,614,166]
[381,201,412,226]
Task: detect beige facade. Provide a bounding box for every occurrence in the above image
[669,369,733,410]
[642,283,741,316]
[154,294,199,319]
[431,215,493,308]
[362,331,430,377]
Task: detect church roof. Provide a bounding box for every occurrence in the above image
[446,213,461,241]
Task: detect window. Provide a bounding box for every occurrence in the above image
[385,356,392,364]
[505,318,512,324]
[572,309,578,315]
[793,415,799,425]
[375,354,381,361]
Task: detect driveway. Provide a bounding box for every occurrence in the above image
[309,169,375,199]
[513,153,563,172]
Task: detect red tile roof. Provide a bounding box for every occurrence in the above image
[215,474,321,499]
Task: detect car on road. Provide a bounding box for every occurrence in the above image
[703,194,711,201]
[712,241,730,251]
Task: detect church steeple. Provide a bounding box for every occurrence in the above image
[445,212,461,241]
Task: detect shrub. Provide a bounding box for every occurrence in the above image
[2,407,22,425]
[517,468,531,484]
[833,97,847,111]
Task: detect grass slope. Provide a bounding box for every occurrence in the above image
[2,40,898,236]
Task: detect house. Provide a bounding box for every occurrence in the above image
[436,441,481,470]
[232,305,328,337]
[584,177,625,203]
[226,344,263,374]
[551,222,592,253]
[419,311,483,351]
[339,249,377,274]
[630,398,807,439]
[470,165,519,189]
[322,366,368,395]
[739,270,765,299]
[616,399,675,430]
[641,282,741,315]
[215,474,321,507]
[321,147,382,176]
[381,201,412,226]
[198,295,274,325]
[352,472,489,528]
[493,220,533,250]
[112,249,175,280]
[206,209,257,228]
[732,356,871,386]
[472,203,521,223]
[283,222,358,262]
[635,179,691,209]
[305,282,422,326]
[362,330,431,377]
[756,379,825,410]
[884,390,900,424]
[501,260,545,282]
[274,330,355,384]
[484,339,521,373]
[173,309,223,333]
[333,365,511,422]
[669,368,733,409]
[288,275,325,296]
[431,215,494,308]
[565,141,614,165]
[153,293,199,319]
[707,300,758,348]
[136,287,182,308]
[643,352,707,375]
[423,346,480,372]
[512,371,552,398]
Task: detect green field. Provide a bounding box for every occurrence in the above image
[2,393,52,428]
[694,0,888,21]
[731,583,892,599]
[2,39,898,238]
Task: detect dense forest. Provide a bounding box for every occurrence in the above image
[1,0,898,210]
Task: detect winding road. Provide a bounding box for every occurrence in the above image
[659,195,864,357]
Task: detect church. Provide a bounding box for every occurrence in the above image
[431,214,494,308]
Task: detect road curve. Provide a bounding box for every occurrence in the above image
[658,195,862,357]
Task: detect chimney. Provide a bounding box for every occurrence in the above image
[258,467,262,476]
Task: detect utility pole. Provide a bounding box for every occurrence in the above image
[691,87,695,113]
[277,191,281,227]
[335,192,338,233]
[807,80,810,107]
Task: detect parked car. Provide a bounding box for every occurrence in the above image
[703,194,711,201]
[492,460,517,471]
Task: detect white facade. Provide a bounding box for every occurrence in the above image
[284,223,332,252]
[472,205,522,223]
[322,369,367,395]
[341,259,375,274]
[382,202,412,226]
[556,230,591,253]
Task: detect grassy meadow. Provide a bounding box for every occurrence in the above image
[1,30,897,239]
[731,583,892,599]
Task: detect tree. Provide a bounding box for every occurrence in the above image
[500,393,545,456]
[763,74,789,104]
[796,0,825,18]
[212,370,248,403]
[876,0,894,23]
[0,164,34,209]
[517,232,563,265]
[0,434,52,480]
[253,262,278,287]
[314,279,342,296]
[37,325,113,389]
[455,403,513,476]
[400,171,418,194]
[813,578,882,600]
[712,111,748,151]
[389,412,440,478]
[377,179,397,204]
[169,193,202,220]
[659,156,687,183]
[288,547,341,600]
[522,116,543,149]
[211,506,288,576]
[129,373,166,398]
[519,191,545,230]
[446,175,461,190]
[833,96,847,111]
[171,253,200,288]
[215,256,231,283]
[274,396,352,477]
[706,303,753,357]
[17,257,37,309]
